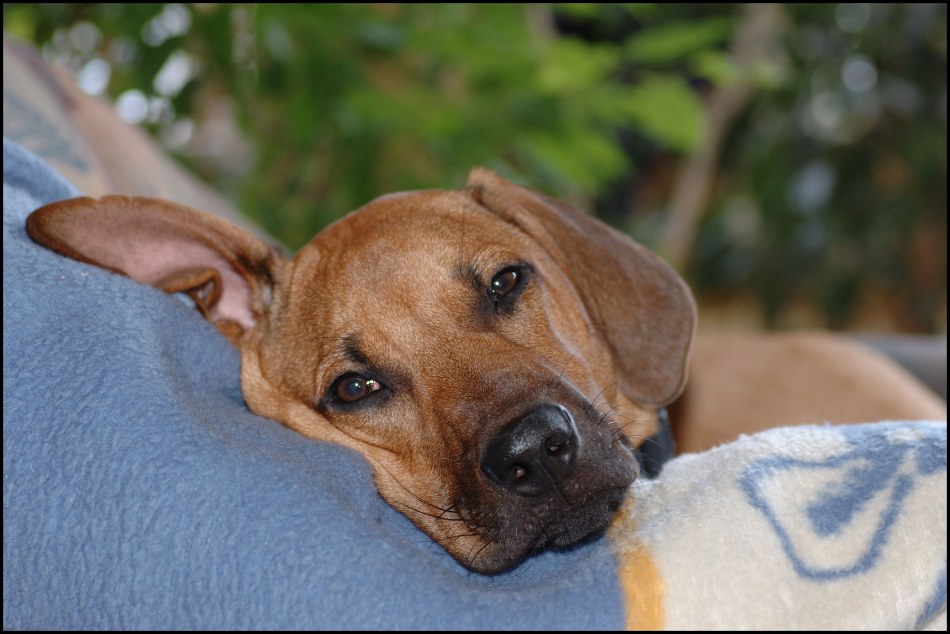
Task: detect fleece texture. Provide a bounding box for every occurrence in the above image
[611,421,947,630]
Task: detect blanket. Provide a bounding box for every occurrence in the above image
[611,421,947,630]
[3,138,946,630]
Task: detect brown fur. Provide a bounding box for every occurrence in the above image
[672,331,946,453]
[27,169,694,573]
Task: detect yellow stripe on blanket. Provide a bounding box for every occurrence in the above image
[610,501,665,630]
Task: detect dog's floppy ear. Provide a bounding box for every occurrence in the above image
[467,169,696,406]
[26,196,286,343]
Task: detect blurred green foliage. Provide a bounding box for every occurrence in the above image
[3,3,946,332]
[2,3,719,241]
[691,4,947,332]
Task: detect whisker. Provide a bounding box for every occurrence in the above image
[467,536,494,571]
[589,381,618,410]
[371,460,456,517]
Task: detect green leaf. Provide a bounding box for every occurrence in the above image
[554,3,605,19]
[519,126,628,194]
[625,18,732,64]
[537,39,619,94]
[689,50,740,85]
[623,74,706,151]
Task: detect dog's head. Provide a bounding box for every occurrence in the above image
[27,169,695,573]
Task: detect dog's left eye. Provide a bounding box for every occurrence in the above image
[332,373,384,404]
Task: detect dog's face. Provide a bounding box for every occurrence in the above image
[27,169,695,573]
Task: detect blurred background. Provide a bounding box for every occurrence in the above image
[4,3,947,335]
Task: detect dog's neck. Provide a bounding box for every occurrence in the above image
[637,407,674,478]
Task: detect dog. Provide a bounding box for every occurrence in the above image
[27,168,947,574]
[27,168,694,574]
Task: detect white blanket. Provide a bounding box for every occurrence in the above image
[610,421,947,630]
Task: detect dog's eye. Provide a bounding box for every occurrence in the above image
[487,264,531,314]
[491,268,520,297]
[333,373,383,404]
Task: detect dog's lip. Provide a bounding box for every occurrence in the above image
[531,484,629,551]
[459,478,628,575]
[459,480,631,574]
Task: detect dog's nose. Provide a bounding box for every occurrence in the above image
[480,404,579,496]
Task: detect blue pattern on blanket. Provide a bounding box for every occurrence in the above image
[916,562,947,630]
[739,423,947,623]
[740,423,946,579]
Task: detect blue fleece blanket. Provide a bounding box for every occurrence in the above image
[4,138,946,630]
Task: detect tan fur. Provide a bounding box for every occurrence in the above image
[673,331,946,453]
[27,171,694,573]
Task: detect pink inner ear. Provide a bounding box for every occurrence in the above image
[113,239,257,330]
[28,195,277,336]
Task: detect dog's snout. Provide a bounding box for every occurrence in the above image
[480,405,579,496]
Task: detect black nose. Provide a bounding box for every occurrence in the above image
[480,405,579,496]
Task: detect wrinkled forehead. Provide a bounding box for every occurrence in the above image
[285,189,534,321]
[305,189,530,287]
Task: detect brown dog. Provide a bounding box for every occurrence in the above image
[27,169,695,574]
[16,35,945,576]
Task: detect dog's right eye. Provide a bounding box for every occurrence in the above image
[332,373,384,404]
[487,263,531,315]
[490,268,520,297]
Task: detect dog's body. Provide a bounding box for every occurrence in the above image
[673,331,947,453]
[27,169,946,574]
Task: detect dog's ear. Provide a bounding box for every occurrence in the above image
[26,195,286,344]
[467,168,695,406]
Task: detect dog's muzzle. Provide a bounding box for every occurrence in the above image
[464,399,640,572]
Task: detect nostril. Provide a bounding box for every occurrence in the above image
[480,404,580,497]
[545,431,572,455]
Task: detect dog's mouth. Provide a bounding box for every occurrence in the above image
[445,402,637,574]
[450,480,632,575]
[531,484,629,551]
